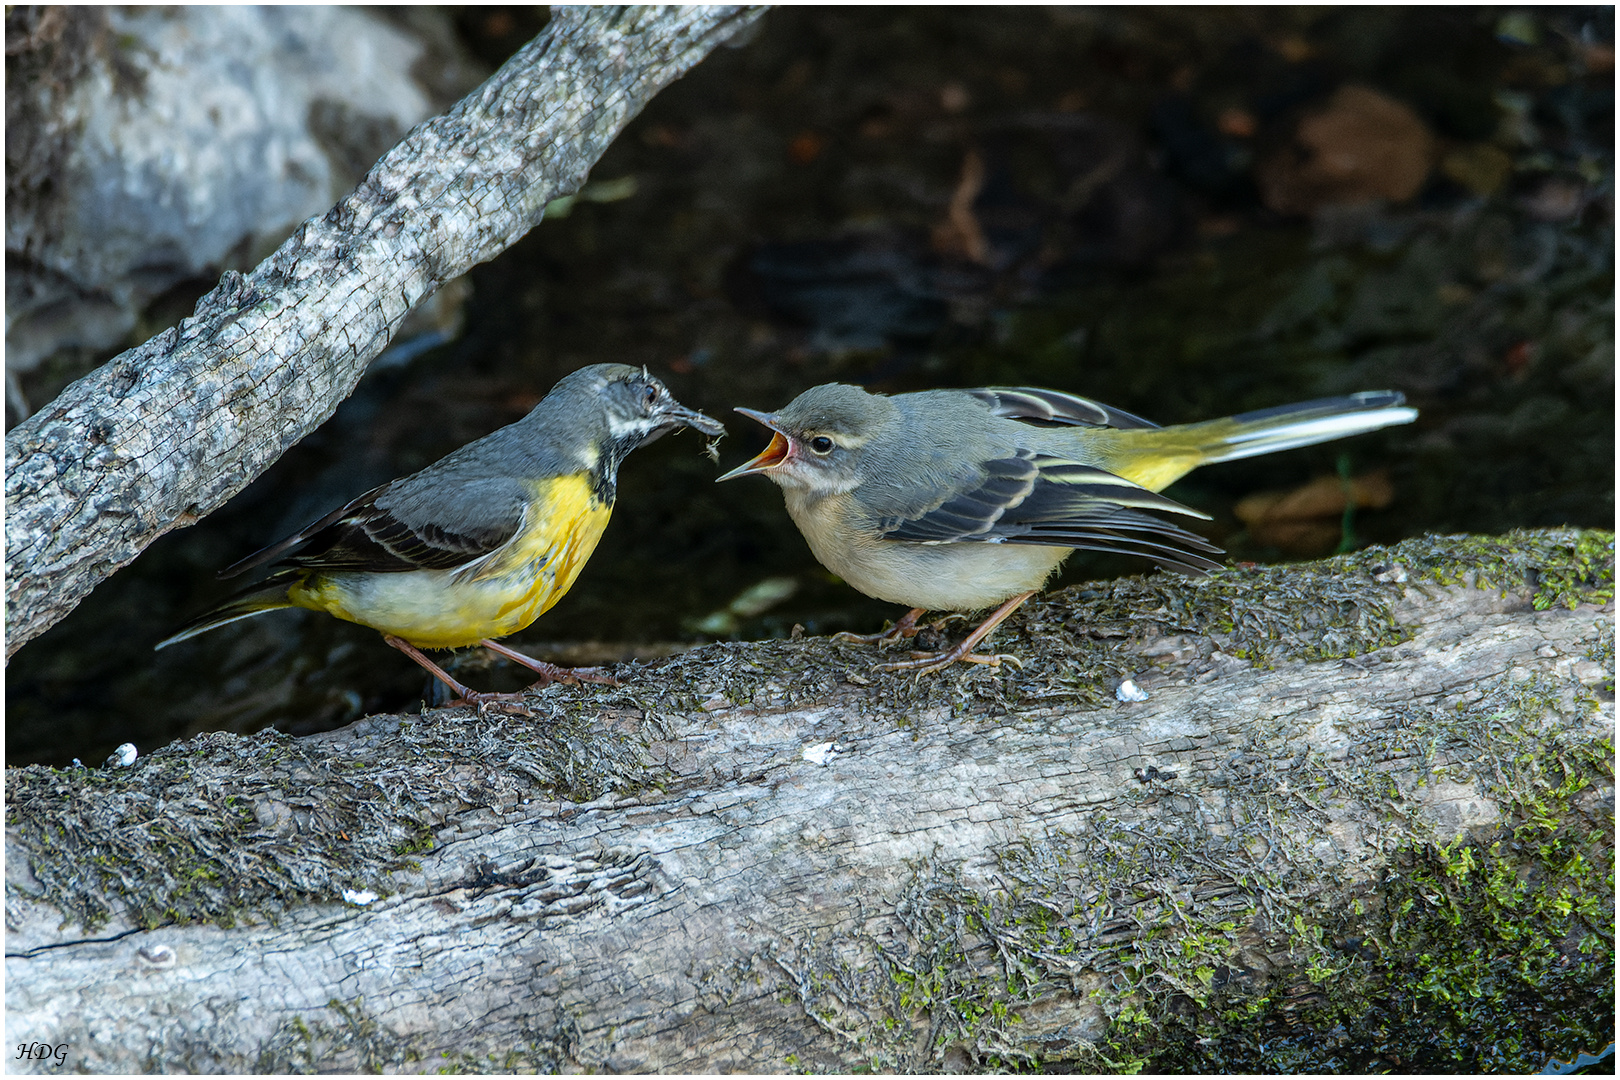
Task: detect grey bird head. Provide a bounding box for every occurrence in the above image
[717,383,898,494]
[377,363,726,521]
[537,363,725,466]
[588,363,724,444]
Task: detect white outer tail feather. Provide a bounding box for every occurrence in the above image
[153,606,278,650]
[1208,406,1418,464]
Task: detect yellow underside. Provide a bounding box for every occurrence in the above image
[286,474,612,650]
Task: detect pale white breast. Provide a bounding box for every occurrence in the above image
[783,490,1069,612]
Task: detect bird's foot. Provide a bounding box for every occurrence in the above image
[877,648,1023,675]
[480,639,620,687]
[521,663,618,690]
[961,651,1022,670]
[836,607,926,645]
[837,628,906,645]
[385,635,618,710]
[868,591,1037,676]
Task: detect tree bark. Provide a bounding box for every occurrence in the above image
[6,533,1612,1072]
[2,5,767,659]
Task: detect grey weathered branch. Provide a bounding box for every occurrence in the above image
[6,535,1612,1072]
[3,5,767,658]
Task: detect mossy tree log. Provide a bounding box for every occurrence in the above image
[5,532,1613,1072]
[2,4,767,659]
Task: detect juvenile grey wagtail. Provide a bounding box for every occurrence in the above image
[157,363,724,703]
[718,383,1416,673]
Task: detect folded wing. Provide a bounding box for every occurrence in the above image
[878,451,1222,573]
[219,479,527,579]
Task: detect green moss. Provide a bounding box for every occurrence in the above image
[5,698,654,931]
[430,1043,577,1075]
[7,524,1608,1065]
[256,997,421,1073]
[608,529,1612,738]
[763,612,1611,1072]
[1134,743,1613,1071]
[1379,528,1616,611]
[1050,555,1408,671]
[391,824,437,858]
[1105,675,1609,1071]
[1587,620,1615,694]
[1091,656,1613,1072]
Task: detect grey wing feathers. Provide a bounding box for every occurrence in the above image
[878,455,1043,542]
[880,452,1222,573]
[219,479,526,579]
[967,387,1160,430]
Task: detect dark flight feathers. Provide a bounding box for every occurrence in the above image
[219,483,520,580]
[879,451,1222,573]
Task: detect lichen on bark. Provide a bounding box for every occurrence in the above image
[4,530,1611,1072]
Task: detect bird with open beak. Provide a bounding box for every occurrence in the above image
[719,382,1415,674]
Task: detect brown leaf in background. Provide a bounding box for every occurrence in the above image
[1217,105,1257,139]
[1235,469,1395,555]
[1257,85,1436,215]
[788,130,825,165]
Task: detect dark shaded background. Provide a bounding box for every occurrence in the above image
[7,6,1613,767]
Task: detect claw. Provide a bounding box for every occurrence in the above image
[836,607,926,645]
[481,639,619,687]
[965,652,1023,670]
[476,698,538,718]
[384,633,619,706]
[867,591,1037,675]
[445,690,532,709]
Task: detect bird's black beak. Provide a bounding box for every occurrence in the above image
[642,400,726,446]
[717,407,790,482]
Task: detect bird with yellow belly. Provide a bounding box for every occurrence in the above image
[158,364,724,703]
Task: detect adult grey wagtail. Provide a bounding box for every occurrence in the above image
[157,363,725,703]
[718,382,1416,673]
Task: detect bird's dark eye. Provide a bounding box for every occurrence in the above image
[808,435,835,455]
[643,384,660,407]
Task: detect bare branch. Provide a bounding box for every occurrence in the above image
[3,5,767,657]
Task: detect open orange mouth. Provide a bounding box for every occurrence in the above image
[717,429,791,481]
[717,407,796,481]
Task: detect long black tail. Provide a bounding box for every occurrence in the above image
[153,571,302,650]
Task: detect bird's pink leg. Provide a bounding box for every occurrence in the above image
[383,635,526,705]
[875,590,1037,674]
[480,639,619,688]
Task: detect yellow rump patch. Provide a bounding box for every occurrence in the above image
[1107,454,1204,493]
